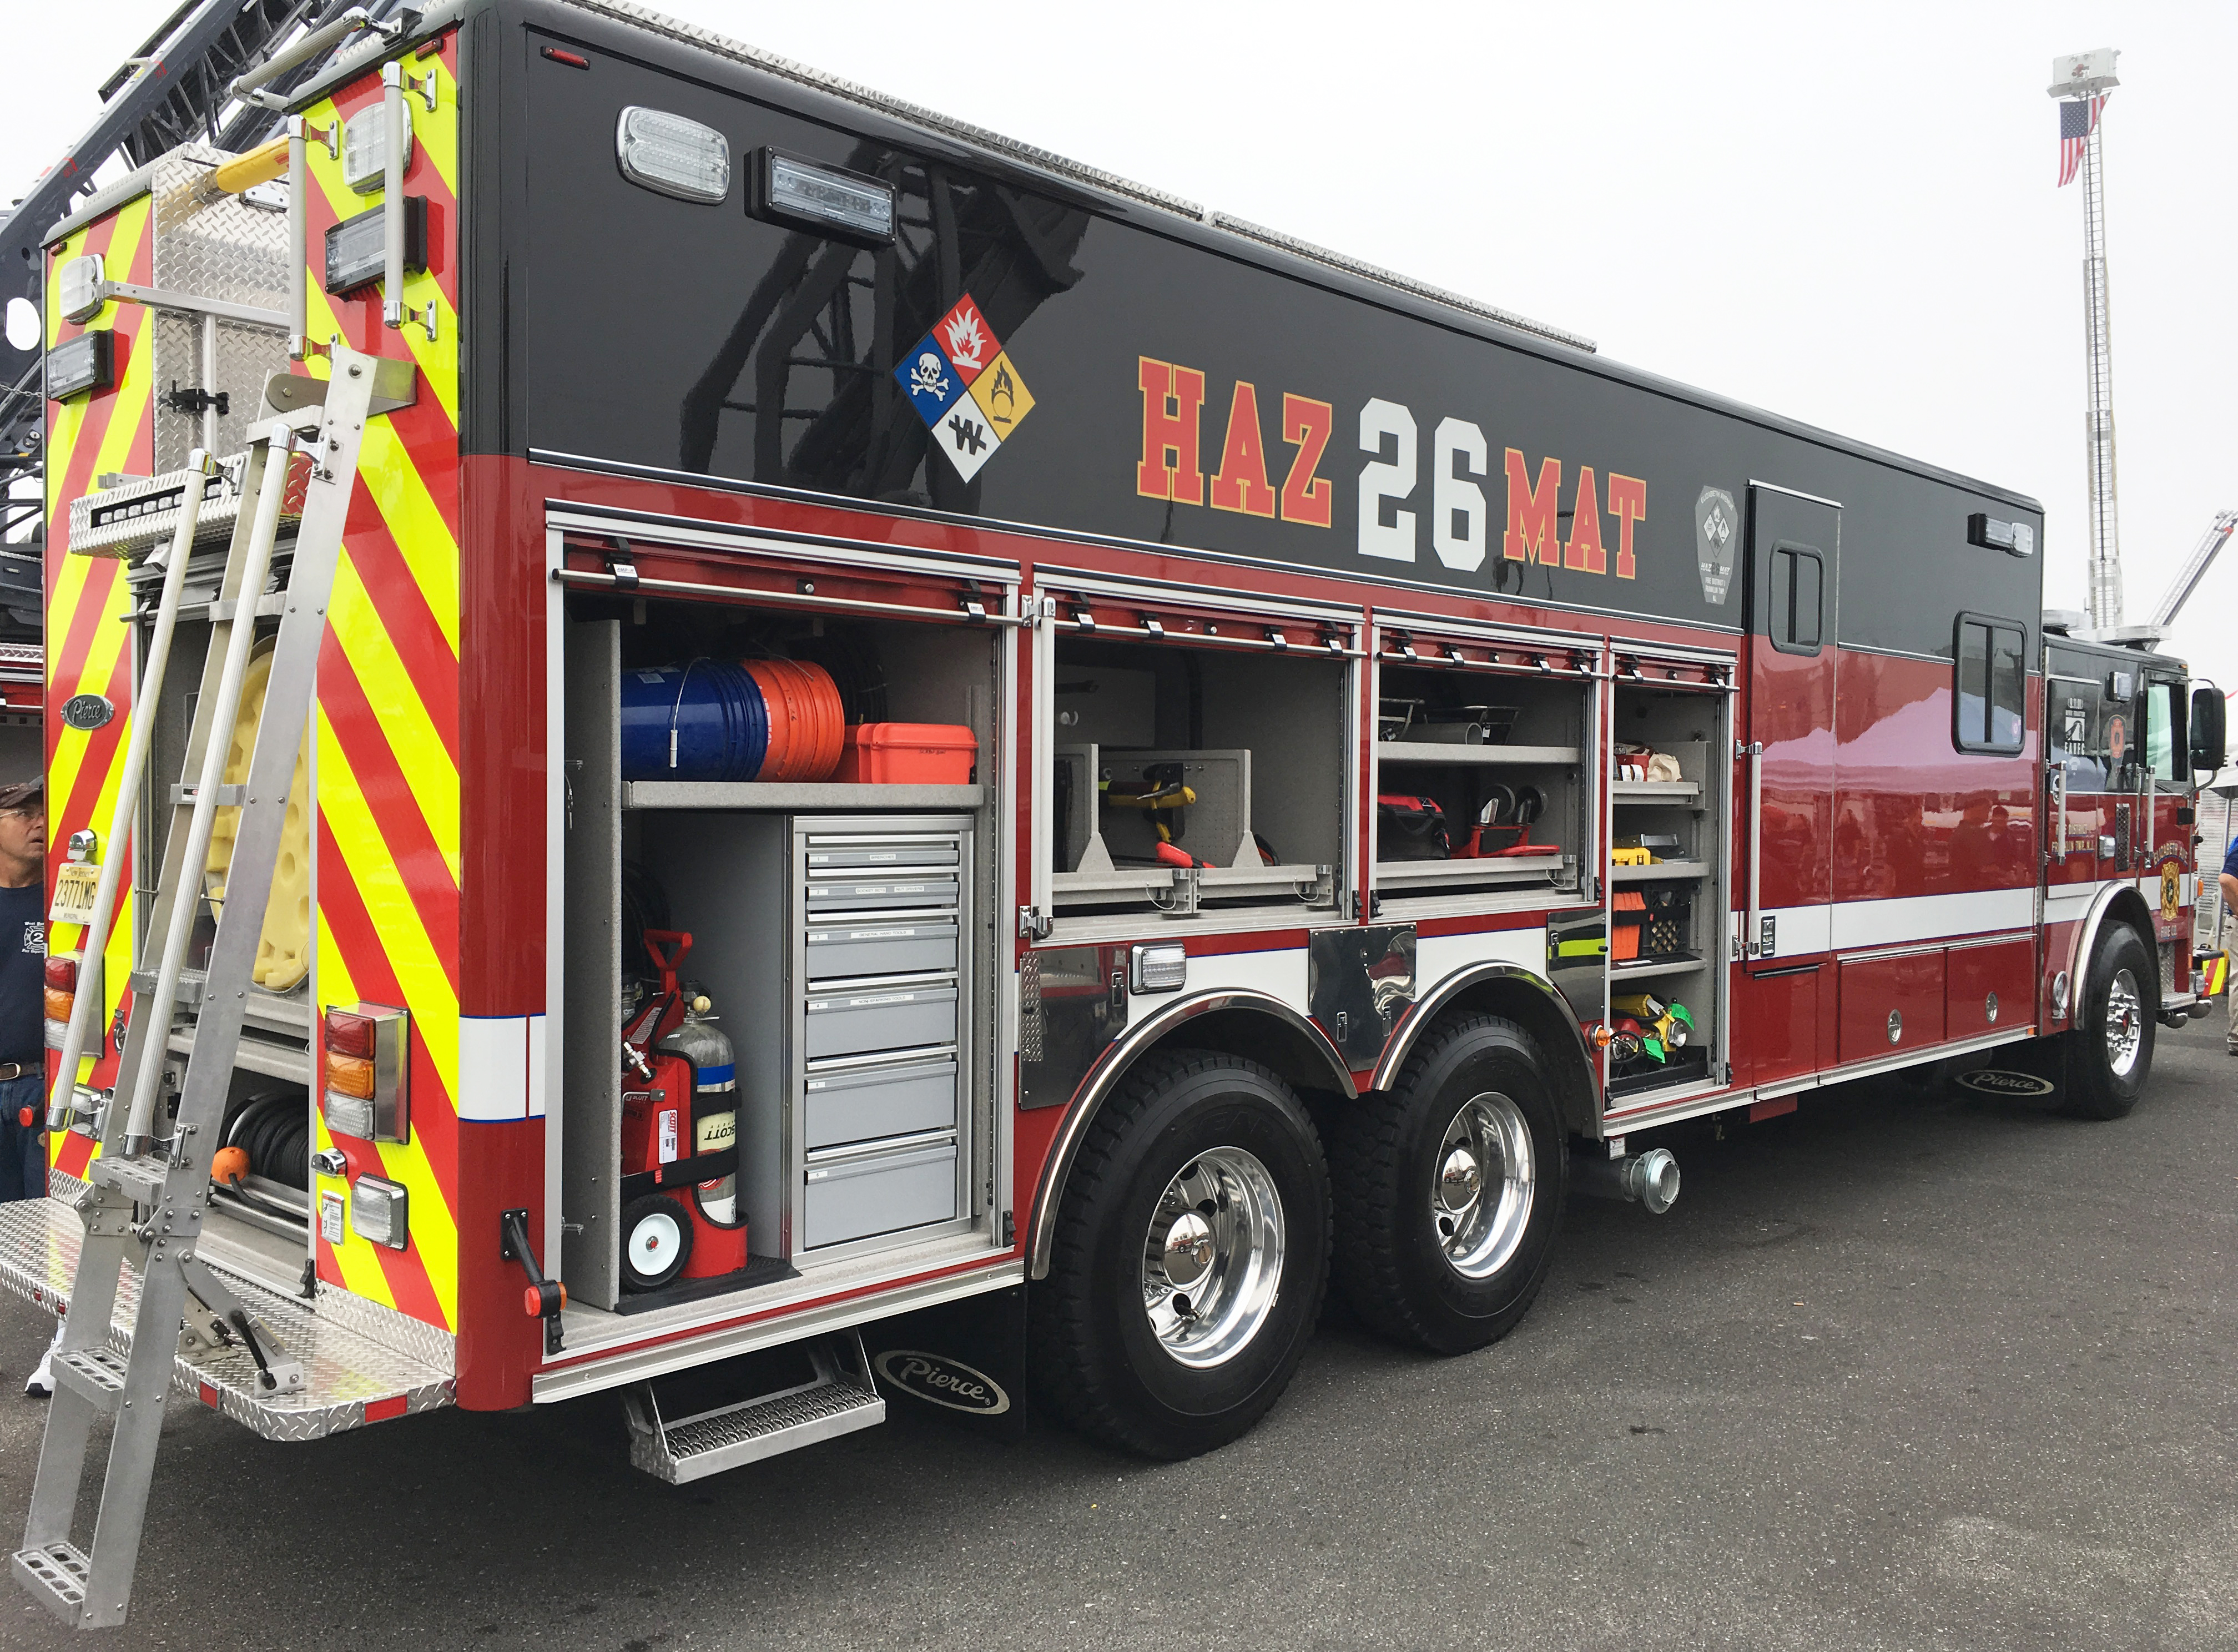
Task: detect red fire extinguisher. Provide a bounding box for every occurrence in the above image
[616,930,746,1292]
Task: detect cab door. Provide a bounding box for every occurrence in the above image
[1735,484,1839,1086]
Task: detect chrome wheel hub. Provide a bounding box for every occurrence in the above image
[1431,1092,1535,1281]
[2106,967,2144,1077]
[1141,1147,1286,1369]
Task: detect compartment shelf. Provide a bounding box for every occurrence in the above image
[1374,743,1581,768]
[1611,954,1713,981]
[624,781,984,811]
[1375,853,1565,889]
[1610,859,1709,883]
[1612,779,1700,802]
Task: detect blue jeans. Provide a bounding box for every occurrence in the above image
[0,1071,46,1202]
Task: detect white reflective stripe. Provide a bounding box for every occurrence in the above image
[1754,888,2037,956]
[458,1013,535,1121]
[527,1012,548,1119]
[1415,926,1545,994]
[1830,888,2035,949]
[1125,946,1307,1025]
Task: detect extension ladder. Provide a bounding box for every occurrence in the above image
[14,345,414,1629]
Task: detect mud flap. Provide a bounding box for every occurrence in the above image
[1946,1034,2068,1102]
[859,1284,1027,1442]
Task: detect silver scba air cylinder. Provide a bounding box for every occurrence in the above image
[1575,1147,1681,1214]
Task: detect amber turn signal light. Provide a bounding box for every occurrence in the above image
[325,1052,375,1100]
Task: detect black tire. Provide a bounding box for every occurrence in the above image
[2064,923,2156,1120]
[1332,1013,1567,1354]
[620,1193,693,1292]
[1030,1049,1330,1459]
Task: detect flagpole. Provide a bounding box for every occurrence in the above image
[2049,49,2124,631]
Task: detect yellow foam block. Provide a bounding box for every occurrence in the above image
[204,641,311,990]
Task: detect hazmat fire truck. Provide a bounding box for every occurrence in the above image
[7,0,2226,1628]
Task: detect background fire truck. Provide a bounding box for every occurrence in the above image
[4,0,2225,1627]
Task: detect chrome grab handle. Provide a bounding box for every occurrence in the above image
[1739,739,1763,959]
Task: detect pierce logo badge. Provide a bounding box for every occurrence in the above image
[61,693,114,732]
[893,293,1036,481]
[872,1348,1012,1414]
[1953,1069,2056,1098]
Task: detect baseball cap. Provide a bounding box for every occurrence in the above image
[0,778,43,812]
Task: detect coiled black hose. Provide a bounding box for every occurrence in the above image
[227,1093,309,1190]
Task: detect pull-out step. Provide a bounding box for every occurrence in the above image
[623,1331,885,1484]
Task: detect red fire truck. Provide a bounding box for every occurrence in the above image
[9,0,2225,1625]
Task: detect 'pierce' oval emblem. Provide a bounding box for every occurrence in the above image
[873,1349,1011,1415]
[1953,1069,2056,1098]
[61,694,114,732]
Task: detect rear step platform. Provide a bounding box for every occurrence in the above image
[623,1331,885,1483]
[0,1187,452,1441]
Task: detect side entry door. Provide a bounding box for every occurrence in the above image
[1736,484,1841,1086]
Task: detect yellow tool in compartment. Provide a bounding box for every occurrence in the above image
[203,638,312,990]
[1611,991,1693,1061]
[1611,845,1657,866]
[1103,782,1196,810]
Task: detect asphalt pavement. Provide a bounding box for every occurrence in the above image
[0,1018,2233,1651]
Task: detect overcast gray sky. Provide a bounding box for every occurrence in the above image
[6,1,2232,685]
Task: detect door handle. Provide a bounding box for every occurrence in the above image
[1738,740,1763,958]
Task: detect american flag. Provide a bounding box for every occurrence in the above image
[2058,95,2106,187]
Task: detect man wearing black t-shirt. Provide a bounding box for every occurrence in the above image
[0,778,46,1201]
[0,778,53,1397]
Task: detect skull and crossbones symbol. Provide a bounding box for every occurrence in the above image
[909,351,951,400]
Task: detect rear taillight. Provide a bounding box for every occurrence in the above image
[322,1004,409,1143]
[43,954,78,1044]
[325,1008,376,1059]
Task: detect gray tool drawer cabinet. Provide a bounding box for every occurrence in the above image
[636,813,979,1266]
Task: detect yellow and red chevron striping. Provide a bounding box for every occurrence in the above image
[44,195,158,1166]
[299,37,466,1327]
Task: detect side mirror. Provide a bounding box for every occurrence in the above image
[2190,684,2226,774]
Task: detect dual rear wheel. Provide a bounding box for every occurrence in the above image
[1031,1016,1565,1458]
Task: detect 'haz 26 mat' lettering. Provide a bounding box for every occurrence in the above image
[1135,355,1644,581]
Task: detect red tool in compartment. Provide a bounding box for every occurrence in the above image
[617,929,747,1293]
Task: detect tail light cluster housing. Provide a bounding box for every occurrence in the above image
[323,1004,410,1144]
[42,954,81,1051]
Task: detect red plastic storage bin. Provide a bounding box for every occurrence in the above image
[835,723,979,784]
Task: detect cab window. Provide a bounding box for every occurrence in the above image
[2145,679,2184,790]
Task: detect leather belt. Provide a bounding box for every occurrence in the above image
[0,1062,38,1082]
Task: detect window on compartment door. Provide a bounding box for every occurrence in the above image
[1954,615,2025,755]
[1768,546,1823,656]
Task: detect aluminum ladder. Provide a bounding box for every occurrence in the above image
[15,345,413,1629]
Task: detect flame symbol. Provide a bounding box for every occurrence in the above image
[942,309,987,370]
[989,363,1015,421]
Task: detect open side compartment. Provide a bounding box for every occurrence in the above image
[1042,594,1353,924]
[1605,666,1732,1100]
[561,573,1005,1318]
[1370,636,1592,908]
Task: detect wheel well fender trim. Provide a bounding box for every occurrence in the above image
[1024,988,1355,1282]
[2066,883,2159,1013]
[1370,961,1599,1128]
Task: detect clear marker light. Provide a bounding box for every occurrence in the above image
[616,107,731,204]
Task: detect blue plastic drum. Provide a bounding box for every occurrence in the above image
[619,661,769,782]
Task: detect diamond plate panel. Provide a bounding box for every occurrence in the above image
[0,1196,452,1442]
[628,1378,884,1481]
[144,143,293,475]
